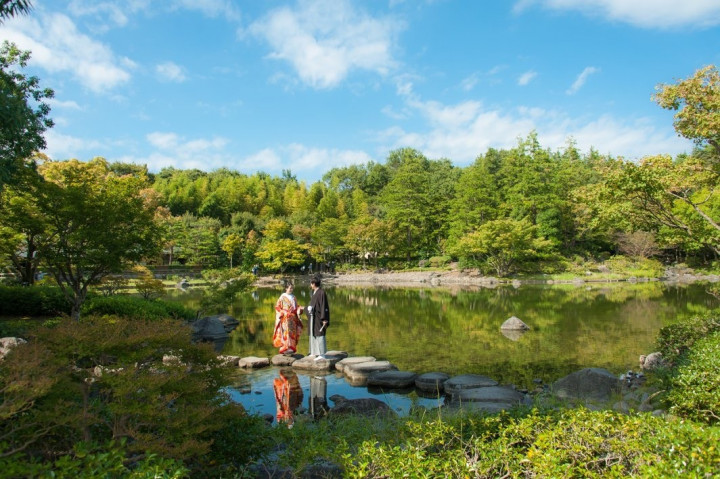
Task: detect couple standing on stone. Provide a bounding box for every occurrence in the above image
[273,276,329,359]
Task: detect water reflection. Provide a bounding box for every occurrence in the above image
[309,376,329,419]
[167,281,719,388]
[272,369,303,428]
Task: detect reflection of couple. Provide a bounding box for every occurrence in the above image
[273,370,328,427]
[273,277,330,358]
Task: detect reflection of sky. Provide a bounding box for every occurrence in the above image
[223,367,445,422]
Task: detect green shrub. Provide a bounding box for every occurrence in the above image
[0,285,70,316]
[428,256,451,268]
[82,295,195,321]
[656,314,720,365]
[0,440,188,478]
[667,332,720,425]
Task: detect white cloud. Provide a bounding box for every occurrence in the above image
[48,99,82,110]
[377,90,689,164]
[0,13,133,92]
[460,73,480,91]
[566,66,599,95]
[239,144,373,174]
[518,70,537,86]
[170,0,242,22]
[514,0,720,29]
[43,131,108,159]
[247,0,402,89]
[156,61,187,82]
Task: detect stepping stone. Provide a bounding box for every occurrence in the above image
[329,394,396,417]
[415,372,450,394]
[292,355,342,371]
[344,361,397,381]
[444,374,498,395]
[449,386,526,404]
[366,371,417,389]
[271,353,302,366]
[335,356,376,373]
[238,356,270,368]
[325,350,349,359]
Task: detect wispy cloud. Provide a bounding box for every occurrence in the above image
[156,61,187,82]
[0,13,133,92]
[378,83,688,163]
[247,0,403,89]
[517,70,537,86]
[514,0,720,29]
[566,66,599,95]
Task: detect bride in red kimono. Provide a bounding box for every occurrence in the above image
[273,282,303,355]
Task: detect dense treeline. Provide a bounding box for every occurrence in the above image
[147,129,719,275]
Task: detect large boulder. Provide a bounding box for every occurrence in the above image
[207,314,239,333]
[500,316,530,330]
[271,353,302,366]
[552,368,621,401]
[449,385,526,406]
[329,394,396,417]
[366,370,417,389]
[0,337,27,360]
[639,352,666,371]
[444,374,498,396]
[190,316,230,352]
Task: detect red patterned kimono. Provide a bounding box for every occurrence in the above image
[273,292,303,354]
[273,370,303,427]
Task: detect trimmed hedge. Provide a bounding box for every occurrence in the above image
[82,295,196,321]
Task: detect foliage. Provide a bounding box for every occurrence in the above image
[450,218,553,276]
[667,332,720,424]
[0,440,188,478]
[33,158,164,320]
[198,268,254,316]
[133,265,165,300]
[82,295,195,321]
[655,314,720,365]
[0,41,53,190]
[0,285,69,316]
[603,255,665,278]
[0,316,247,467]
[95,273,129,296]
[255,238,307,273]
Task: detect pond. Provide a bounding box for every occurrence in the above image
[166,281,718,420]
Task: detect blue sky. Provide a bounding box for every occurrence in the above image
[2,0,719,182]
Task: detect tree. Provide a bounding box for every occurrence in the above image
[221,232,243,268]
[654,65,720,160]
[450,218,552,276]
[0,1,33,21]
[0,41,53,191]
[255,238,307,273]
[35,158,163,320]
[133,265,165,300]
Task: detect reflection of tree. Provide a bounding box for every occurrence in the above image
[170,283,718,388]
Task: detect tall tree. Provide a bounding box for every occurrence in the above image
[0,0,33,21]
[36,158,163,320]
[0,41,53,190]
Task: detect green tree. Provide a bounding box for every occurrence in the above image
[35,158,163,320]
[133,265,165,300]
[0,41,53,190]
[255,238,307,273]
[221,232,243,268]
[0,0,33,20]
[450,218,552,276]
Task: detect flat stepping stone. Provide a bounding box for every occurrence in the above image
[344,361,397,381]
[271,353,302,366]
[325,350,349,359]
[329,394,396,417]
[449,386,526,404]
[366,371,417,388]
[444,374,498,395]
[415,372,450,393]
[238,356,270,368]
[335,356,376,372]
[292,355,342,371]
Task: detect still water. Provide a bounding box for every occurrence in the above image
[167,281,718,419]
